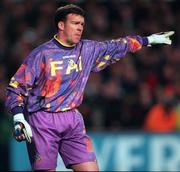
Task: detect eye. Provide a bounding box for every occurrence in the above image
[72,21,78,25]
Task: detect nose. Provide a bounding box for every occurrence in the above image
[78,24,84,32]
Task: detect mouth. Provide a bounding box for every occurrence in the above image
[75,33,81,37]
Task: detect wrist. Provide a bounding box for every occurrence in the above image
[142,37,149,46]
[11,106,24,115]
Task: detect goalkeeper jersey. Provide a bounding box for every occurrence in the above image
[6,35,148,114]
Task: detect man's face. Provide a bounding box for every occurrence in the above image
[59,13,85,45]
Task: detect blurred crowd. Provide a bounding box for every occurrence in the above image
[0,0,180,170]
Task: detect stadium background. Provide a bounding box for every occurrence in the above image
[0,0,180,171]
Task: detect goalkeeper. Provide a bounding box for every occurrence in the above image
[5,4,174,172]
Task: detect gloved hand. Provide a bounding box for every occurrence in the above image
[13,113,32,143]
[147,31,175,45]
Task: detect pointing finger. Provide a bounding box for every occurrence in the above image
[164,31,175,37]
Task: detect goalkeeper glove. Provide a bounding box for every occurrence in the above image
[13,113,32,143]
[147,31,175,45]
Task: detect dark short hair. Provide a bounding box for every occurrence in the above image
[54,4,85,30]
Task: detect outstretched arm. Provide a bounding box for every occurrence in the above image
[91,31,174,72]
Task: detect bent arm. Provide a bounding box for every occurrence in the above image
[5,50,43,115]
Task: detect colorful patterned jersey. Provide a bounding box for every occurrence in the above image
[6,36,148,114]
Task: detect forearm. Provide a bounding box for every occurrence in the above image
[126,36,149,52]
[126,31,174,52]
[6,88,25,115]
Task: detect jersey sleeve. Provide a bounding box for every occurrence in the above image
[5,49,44,115]
[91,36,148,72]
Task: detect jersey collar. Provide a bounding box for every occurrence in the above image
[53,35,76,49]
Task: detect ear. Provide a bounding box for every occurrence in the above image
[58,21,64,31]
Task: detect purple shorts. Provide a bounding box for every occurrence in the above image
[26,109,96,170]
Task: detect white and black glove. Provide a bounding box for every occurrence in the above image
[147,31,175,46]
[13,113,32,143]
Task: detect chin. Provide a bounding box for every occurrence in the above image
[73,39,80,44]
